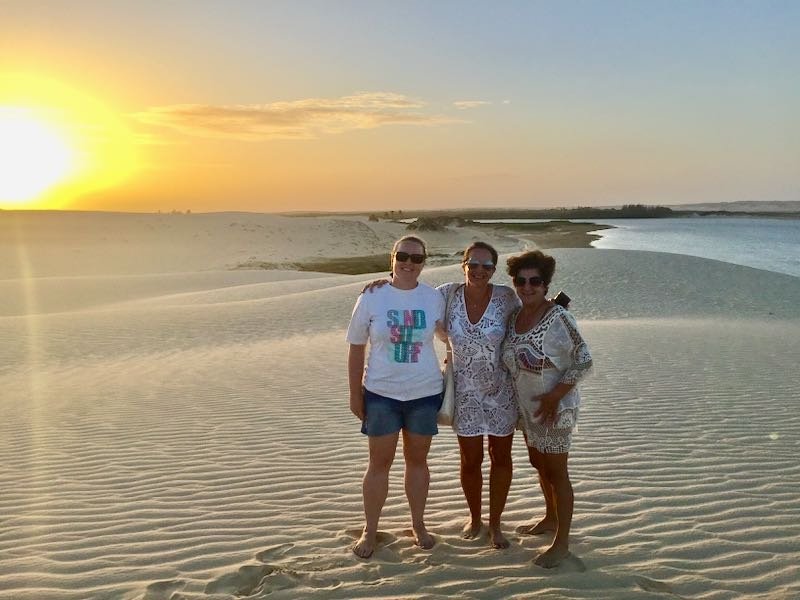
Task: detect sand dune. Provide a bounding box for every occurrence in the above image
[1,214,799,599]
[0,211,522,279]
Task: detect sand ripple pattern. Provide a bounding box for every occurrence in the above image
[1,253,799,599]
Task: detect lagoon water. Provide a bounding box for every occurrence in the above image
[585,217,800,278]
[405,216,800,277]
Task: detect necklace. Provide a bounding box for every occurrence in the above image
[464,285,491,308]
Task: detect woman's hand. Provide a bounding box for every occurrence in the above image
[348,345,367,421]
[350,389,365,421]
[533,383,573,425]
[434,319,448,343]
[533,392,561,425]
[361,278,390,294]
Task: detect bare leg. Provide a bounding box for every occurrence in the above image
[487,434,513,548]
[533,450,573,568]
[353,432,398,558]
[457,435,484,539]
[402,430,435,549]
[516,445,557,535]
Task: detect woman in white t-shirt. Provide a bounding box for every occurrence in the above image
[346,235,445,559]
[362,241,520,549]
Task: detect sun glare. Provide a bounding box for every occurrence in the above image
[1,74,138,209]
[0,108,75,205]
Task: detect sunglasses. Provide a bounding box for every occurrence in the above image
[513,276,545,287]
[464,260,496,270]
[394,251,426,264]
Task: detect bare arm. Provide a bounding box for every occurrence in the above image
[435,319,449,344]
[348,344,367,420]
[361,278,390,294]
[534,311,591,425]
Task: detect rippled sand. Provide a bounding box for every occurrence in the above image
[1,212,799,599]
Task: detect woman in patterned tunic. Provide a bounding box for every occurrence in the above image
[503,250,592,568]
[438,242,520,549]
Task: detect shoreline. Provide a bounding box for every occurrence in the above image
[234,221,610,275]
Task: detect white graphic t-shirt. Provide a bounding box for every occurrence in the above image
[346,283,445,401]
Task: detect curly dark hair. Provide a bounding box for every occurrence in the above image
[462,241,498,266]
[506,250,556,285]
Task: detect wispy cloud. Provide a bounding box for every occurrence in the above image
[453,100,491,110]
[134,92,458,140]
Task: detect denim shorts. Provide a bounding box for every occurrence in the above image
[361,389,443,437]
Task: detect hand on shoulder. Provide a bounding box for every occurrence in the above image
[362,277,391,294]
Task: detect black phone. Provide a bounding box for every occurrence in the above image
[552,290,571,309]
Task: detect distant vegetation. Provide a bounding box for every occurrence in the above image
[237,253,453,275]
[405,216,474,231]
[397,204,674,221]
[286,203,800,220]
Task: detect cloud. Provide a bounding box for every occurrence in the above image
[453,100,491,110]
[134,92,458,140]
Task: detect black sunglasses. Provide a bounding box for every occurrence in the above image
[513,276,545,287]
[464,260,495,270]
[394,251,426,264]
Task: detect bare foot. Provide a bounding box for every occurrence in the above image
[488,525,510,549]
[516,517,556,536]
[461,519,483,540]
[352,529,376,559]
[534,544,570,568]
[413,523,435,550]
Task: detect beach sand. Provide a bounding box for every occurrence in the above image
[1,211,799,599]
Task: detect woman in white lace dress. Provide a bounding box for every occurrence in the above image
[503,250,592,568]
[438,242,520,549]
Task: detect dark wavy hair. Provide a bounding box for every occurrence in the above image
[462,241,498,266]
[506,250,556,286]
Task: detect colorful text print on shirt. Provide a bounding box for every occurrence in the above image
[387,309,427,363]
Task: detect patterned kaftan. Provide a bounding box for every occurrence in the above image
[502,304,592,452]
[438,283,520,436]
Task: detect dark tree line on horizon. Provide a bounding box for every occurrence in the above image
[378,204,675,221]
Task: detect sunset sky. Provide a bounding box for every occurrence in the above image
[1,0,798,212]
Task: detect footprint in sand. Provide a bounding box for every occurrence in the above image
[259,569,341,593]
[532,552,588,573]
[204,564,275,596]
[635,576,682,596]
[141,579,185,600]
[559,553,588,573]
[255,542,295,562]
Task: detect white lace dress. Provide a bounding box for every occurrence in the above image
[438,283,520,437]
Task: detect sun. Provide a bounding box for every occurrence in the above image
[1,74,138,210]
[0,108,76,206]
